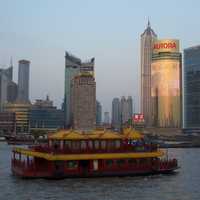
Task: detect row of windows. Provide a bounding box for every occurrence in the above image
[64,159,151,170]
[53,140,122,150]
[105,158,150,168]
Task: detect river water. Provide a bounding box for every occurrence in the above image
[0,142,200,200]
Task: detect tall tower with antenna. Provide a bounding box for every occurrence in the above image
[140,20,157,127]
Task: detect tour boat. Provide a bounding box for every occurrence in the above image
[11,128,179,178]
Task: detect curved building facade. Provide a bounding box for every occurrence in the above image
[151,39,182,128]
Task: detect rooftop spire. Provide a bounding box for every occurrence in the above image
[147,18,150,28]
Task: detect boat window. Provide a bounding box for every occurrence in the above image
[71,141,80,150]
[116,159,125,167]
[53,140,60,150]
[138,158,146,165]
[67,161,78,169]
[115,140,121,149]
[101,140,106,149]
[94,140,99,149]
[65,140,72,149]
[107,141,115,150]
[128,159,137,165]
[81,140,87,150]
[106,159,113,167]
[88,140,93,149]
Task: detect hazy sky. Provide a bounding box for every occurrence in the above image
[0,0,200,114]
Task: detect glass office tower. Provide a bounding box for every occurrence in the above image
[184,45,200,128]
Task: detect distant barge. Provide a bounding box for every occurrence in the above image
[5,135,47,145]
[11,128,179,178]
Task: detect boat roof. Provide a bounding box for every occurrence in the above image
[13,147,163,160]
[48,128,143,140]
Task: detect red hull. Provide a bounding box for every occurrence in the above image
[11,158,178,179]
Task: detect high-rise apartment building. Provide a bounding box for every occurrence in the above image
[17,60,30,103]
[112,98,121,130]
[64,52,95,128]
[184,45,200,129]
[127,96,133,121]
[140,21,157,127]
[96,100,102,126]
[104,112,110,125]
[71,74,96,131]
[120,96,133,124]
[151,39,182,128]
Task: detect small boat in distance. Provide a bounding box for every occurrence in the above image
[5,134,47,145]
[11,128,179,178]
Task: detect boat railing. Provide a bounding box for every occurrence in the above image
[153,158,178,171]
[12,158,35,171]
[30,143,158,154]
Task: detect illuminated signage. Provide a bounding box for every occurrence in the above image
[133,114,144,123]
[153,39,179,53]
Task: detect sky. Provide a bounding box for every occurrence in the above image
[0,0,200,114]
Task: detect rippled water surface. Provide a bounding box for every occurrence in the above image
[0,142,200,200]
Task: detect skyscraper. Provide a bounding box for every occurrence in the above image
[104,112,110,125]
[120,96,133,125]
[184,45,200,129]
[17,60,30,103]
[0,66,17,111]
[151,39,182,128]
[64,52,95,128]
[71,73,96,131]
[112,98,121,130]
[64,52,81,128]
[140,21,157,127]
[96,100,102,126]
[127,96,133,120]
[0,69,9,111]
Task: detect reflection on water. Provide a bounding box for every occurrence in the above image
[0,143,200,200]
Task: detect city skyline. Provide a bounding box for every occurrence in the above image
[1,0,200,113]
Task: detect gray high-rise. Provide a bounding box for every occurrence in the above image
[17,60,30,103]
[71,74,96,131]
[64,52,81,128]
[0,66,17,111]
[120,96,133,124]
[184,45,200,128]
[140,21,157,126]
[64,51,95,128]
[96,100,102,126]
[112,98,121,130]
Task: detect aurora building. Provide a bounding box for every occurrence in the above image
[140,21,157,127]
[151,39,182,128]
